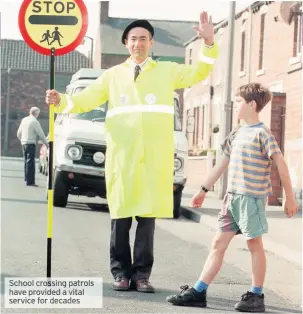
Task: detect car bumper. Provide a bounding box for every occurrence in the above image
[57,164,105,177]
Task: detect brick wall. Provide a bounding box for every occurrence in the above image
[183,2,302,202]
[100,54,128,69]
[1,69,73,157]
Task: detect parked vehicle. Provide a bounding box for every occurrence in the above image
[50,68,188,218]
[39,135,48,176]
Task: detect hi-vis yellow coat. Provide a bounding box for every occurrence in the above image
[55,43,219,219]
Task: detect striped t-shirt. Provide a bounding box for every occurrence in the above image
[222,122,281,198]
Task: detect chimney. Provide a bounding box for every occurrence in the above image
[100,1,109,24]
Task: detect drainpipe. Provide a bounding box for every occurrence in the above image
[247,5,253,83]
[219,2,236,199]
[208,84,214,148]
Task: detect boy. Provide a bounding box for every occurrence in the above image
[166,83,298,312]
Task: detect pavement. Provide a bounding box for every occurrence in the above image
[0,158,302,313]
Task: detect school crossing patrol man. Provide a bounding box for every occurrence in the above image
[45,12,218,293]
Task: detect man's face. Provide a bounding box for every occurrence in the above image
[125,27,154,61]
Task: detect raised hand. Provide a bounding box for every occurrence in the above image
[193,11,214,45]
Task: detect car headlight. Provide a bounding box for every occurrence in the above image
[67,145,82,160]
[174,158,183,171]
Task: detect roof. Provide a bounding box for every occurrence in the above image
[1,39,90,73]
[101,17,198,58]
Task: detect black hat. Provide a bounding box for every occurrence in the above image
[121,19,154,44]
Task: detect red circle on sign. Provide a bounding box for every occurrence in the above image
[18,0,88,56]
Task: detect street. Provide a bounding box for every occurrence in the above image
[1,158,301,313]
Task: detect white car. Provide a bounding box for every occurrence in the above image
[39,135,49,176]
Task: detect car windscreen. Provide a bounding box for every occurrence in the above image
[68,86,106,121]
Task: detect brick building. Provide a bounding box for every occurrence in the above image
[183,1,302,205]
[1,39,89,157]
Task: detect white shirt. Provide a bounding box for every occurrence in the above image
[17,115,48,146]
[130,57,150,70]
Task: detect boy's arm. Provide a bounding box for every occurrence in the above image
[272,153,298,217]
[202,154,230,191]
[272,154,294,200]
[190,155,229,208]
[191,130,232,208]
[260,129,298,217]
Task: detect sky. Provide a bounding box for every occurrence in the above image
[1,0,253,56]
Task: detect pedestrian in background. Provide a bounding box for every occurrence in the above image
[17,106,48,186]
[45,12,218,293]
[166,83,298,312]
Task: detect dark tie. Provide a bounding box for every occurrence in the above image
[134,65,141,81]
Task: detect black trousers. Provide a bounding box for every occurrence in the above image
[110,216,155,281]
[22,144,36,185]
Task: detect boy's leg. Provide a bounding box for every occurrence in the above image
[234,196,268,313]
[248,236,266,290]
[166,193,239,307]
[197,231,236,285]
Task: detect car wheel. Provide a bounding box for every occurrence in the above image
[53,170,68,207]
[173,189,183,219]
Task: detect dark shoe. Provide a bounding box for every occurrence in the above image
[166,285,207,307]
[133,279,155,293]
[112,276,129,291]
[27,183,38,186]
[235,291,265,312]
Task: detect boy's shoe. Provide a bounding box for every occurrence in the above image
[235,291,265,312]
[166,285,207,307]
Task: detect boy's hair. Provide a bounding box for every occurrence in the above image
[236,83,272,112]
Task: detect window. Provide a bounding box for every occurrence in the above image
[201,106,205,140]
[195,107,200,145]
[174,98,182,131]
[192,107,197,146]
[189,48,193,65]
[74,87,85,94]
[293,14,302,57]
[216,30,224,85]
[258,14,266,70]
[186,109,194,136]
[240,20,247,72]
